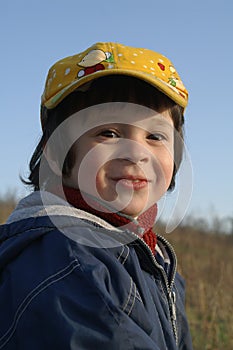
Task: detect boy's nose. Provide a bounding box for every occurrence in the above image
[115,139,150,164]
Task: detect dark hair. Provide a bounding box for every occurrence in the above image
[24,75,184,191]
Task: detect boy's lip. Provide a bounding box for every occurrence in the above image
[111,175,152,186]
[111,175,150,190]
[112,175,151,182]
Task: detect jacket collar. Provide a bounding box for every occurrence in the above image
[6,191,119,232]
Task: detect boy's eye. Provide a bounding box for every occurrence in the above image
[148,133,166,141]
[99,130,119,138]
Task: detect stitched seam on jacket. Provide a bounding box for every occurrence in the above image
[122,278,137,316]
[135,289,143,303]
[117,246,125,261]
[122,277,133,312]
[127,282,136,316]
[121,246,130,265]
[0,259,80,349]
[117,245,130,265]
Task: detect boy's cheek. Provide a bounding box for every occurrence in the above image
[74,152,107,193]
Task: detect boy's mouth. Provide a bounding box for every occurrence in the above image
[113,174,151,181]
[112,176,151,190]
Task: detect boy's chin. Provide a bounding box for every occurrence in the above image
[116,202,151,218]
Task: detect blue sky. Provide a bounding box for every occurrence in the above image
[1,0,233,224]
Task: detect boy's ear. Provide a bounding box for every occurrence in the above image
[43,144,62,177]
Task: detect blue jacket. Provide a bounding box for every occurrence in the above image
[0,191,193,349]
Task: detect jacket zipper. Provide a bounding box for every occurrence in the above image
[126,230,178,345]
[157,235,178,345]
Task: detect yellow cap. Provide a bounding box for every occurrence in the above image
[41,42,188,109]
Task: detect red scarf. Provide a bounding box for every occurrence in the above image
[63,186,157,254]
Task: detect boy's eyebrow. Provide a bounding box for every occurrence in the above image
[135,115,173,128]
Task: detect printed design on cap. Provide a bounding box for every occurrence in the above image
[156,62,187,99]
[77,49,114,79]
[41,43,188,110]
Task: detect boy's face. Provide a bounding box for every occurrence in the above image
[63,103,174,217]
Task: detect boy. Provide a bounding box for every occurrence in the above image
[0,42,193,349]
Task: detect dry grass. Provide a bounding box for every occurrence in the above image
[163,226,233,350]
[0,192,17,223]
[1,197,232,349]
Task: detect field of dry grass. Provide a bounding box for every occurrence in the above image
[1,195,232,349]
[163,226,233,350]
[0,193,17,224]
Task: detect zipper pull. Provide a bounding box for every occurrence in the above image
[170,291,177,321]
[169,290,178,344]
